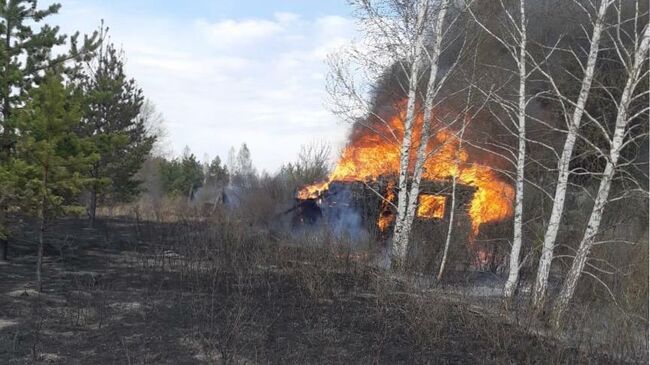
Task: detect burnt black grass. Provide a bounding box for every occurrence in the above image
[0,217,634,364]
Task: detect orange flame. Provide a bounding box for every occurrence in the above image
[296,181,329,200]
[377,181,396,231]
[417,194,446,219]
[298,105,514,235]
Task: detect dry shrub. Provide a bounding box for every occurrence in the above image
[141,214,271,364]
[58,274,111,329]
[403,295,448,349]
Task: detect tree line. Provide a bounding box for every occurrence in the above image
[0,2,164,289]
[0,2,263,291]
[0,0,156,288]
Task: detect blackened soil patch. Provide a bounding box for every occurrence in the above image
[0,218,619,364]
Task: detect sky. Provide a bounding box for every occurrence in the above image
[44,0,358,173]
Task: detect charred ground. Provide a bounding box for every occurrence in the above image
[0,217,640,364]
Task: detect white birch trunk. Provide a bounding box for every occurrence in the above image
[392,0,432,263]
[392,51,424,261]
[436,169,456,281]
[503,0,527,300]
[437,123,463,281]
[550,25,650,326]
[532,0,610,309]
[394,0,449,262]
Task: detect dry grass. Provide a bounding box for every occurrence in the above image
[0,209,645,364]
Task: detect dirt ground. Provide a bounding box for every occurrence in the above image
[0,218,640,364]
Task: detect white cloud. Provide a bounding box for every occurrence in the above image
[46,1,357,172]
[314,15,355,38]
[195,18,285,48]
[274,12,301,24]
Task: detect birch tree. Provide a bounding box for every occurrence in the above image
[387,0,429,261]
[436,115,466,280]
[502,0,527,300]
[326,0,463,267]
[550,10,649,326]
[467,0,531,299]
[531,0,612,310]
[435,46,490,280]
[392,0,452,264]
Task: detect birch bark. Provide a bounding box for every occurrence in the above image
[468,0,530,297]
[503,0,528,299]
[437,120,465,281]
[532,0,611,310]
[550,25,650,326]
[391,0,429,262]
[393,0,450,263]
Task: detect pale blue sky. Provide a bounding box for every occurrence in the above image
[81,0,351,20]
[44,0,357,172]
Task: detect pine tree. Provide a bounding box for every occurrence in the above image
[0,158,25,258]
[15,73,97,291]
[205,156,229,188]
[78,26,154,224]
[160,147,204,199]
[0,0,98,260]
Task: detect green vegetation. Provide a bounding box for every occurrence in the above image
[77,26,154,223]
[15,73,96,290]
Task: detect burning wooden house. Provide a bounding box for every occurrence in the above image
[291,175,492,271]
[293,177,476,240]
[293,101,515,268]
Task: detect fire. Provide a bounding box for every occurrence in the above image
[296,181,329,200]
[297,104,514,235]
[417,194,446,219]
[377,181,396,231]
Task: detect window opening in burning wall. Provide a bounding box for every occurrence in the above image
[416,194,446,219]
